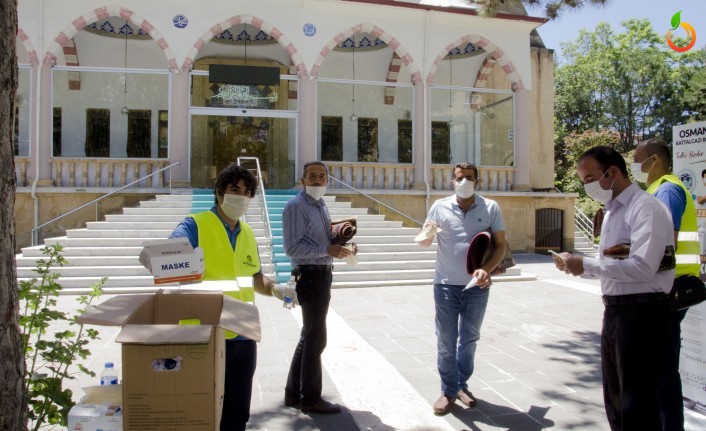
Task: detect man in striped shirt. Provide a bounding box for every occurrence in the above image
[282,161,357,414]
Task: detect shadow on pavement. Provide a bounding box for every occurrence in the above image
[454,402,554,431]
[248,406,394,431]
[542,330,602,388]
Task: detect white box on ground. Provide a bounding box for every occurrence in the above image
[139,238,205,284]
[68,403,122,431]
[79,383,122,405]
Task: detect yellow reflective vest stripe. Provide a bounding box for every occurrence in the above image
[192,211,260,338]
[647,175,700,277]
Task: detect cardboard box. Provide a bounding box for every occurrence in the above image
[78,291,261,431]
[68,403,122,431]
[139,238,205,284]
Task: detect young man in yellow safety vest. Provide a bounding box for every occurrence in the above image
[170,163,295,431]
[632,138,701,431]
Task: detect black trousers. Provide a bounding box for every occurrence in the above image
[220,338,257,431]
[285,269,332,406]
[601,299,670,431]
[658,308,688,431]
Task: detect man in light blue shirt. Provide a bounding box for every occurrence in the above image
[418,162,507,416]
[282,161,356,415]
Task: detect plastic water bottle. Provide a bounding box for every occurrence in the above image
[283,276,296,309]
[100,362,118,385]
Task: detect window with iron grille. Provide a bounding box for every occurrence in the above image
[321,116,342,161]
[357,117,378,162]
[127,110,152,158]
[431,121,450,164]
[397,120,412,163]
[85,109,110,157]
[52,108,62,157]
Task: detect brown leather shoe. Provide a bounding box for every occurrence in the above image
[457,388,477,407]
[300,399,341,414]
[433,394,455,415]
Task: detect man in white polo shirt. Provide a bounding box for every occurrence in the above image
[418,162,507,416]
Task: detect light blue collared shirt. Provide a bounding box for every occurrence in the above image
[282,191,333,266]
[425,194,505,285]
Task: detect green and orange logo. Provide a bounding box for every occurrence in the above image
[667,11,696,52]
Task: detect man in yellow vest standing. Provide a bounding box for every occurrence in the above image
[632,138,701,431]
[170,163,294,431]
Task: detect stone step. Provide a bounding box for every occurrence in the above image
[273,235,419,245]
[153,194,336,203]
[135,200,355,210]
[70,229,173,238]
[17,265,151,278]
[85,219,403,231]
[20,246,143,257]
[104,208,370,222]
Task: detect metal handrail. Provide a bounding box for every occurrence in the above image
[31,161,180,246]
[237,157,274,275]
[574,205,595,244]
[328,175,423,226]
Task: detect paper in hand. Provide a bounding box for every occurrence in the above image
[415,223,441,242]
[462,276,478,291]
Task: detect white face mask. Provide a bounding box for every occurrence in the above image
[629,156,654,184]
[584,170,614,203]
[305,185,326,201]
[220,194,251,221]
[454,178,475,199]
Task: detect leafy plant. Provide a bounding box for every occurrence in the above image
[19,244,105,430]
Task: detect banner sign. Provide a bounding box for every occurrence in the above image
[673,120,706,416]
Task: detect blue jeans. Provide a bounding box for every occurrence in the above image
[434,283,489,397]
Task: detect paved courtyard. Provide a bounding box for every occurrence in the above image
[59,253,706,430]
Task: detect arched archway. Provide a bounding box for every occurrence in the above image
[17,27,39,65]
[182,14,306,73]
[311,22,422,83]
[42,5,177,70]
[427,34,524,90]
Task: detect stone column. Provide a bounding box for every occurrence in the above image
[411,81,427,190]
[297,76,317,174]
[169,71,190,187]
[512,90,531,191]
[33,63,54,186]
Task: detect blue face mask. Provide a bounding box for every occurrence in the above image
[584,170,614,203]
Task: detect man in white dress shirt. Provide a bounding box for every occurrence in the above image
[553,146,675,431]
